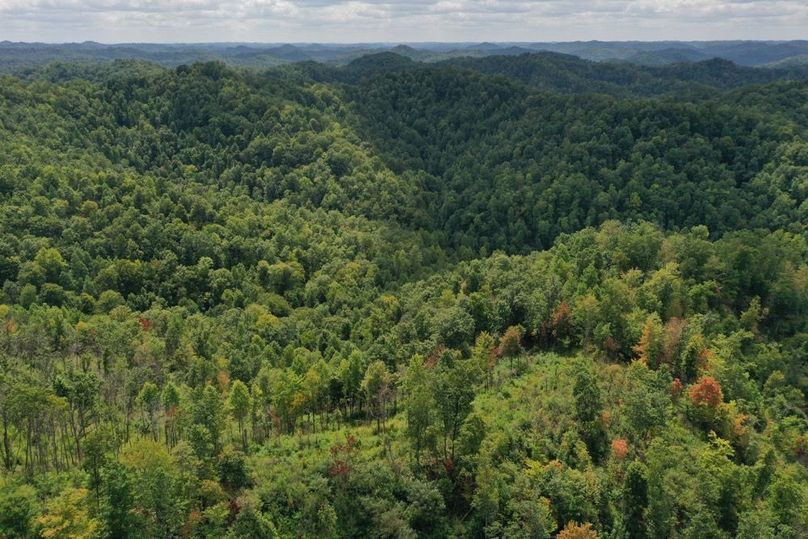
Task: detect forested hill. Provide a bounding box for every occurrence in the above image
[0,55,806,538]
[438,53,808,96]
[346,64,806,251]
[294,50,808,97]
[4,58,807,255]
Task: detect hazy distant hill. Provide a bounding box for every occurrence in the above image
[766,54,808,68]
[4,40,808,73]
[623,48,712,66]
[521,40,808,66]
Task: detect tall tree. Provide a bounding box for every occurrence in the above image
[229,380,251,451]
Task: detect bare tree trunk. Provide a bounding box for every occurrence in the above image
[2,411,12,470]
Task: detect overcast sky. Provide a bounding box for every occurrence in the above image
[1,0,806,43]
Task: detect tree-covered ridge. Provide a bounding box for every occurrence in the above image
[347,66,806,250]
[1,63,430,223]
[438,53,808,96]
[327,50,808,96]
[0,57,806,538]
[6,59,805,257]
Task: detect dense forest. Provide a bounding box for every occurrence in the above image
[0,49,806,538]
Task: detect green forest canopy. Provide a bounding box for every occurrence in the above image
[0,52,806,538]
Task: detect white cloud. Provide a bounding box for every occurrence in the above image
[0,0,806,42]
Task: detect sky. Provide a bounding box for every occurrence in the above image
[0,0,807,43]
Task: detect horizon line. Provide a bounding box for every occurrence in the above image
[4,39,808,46]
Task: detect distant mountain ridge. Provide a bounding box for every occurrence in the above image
[314,51,808,98]
[3,40,808,73]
